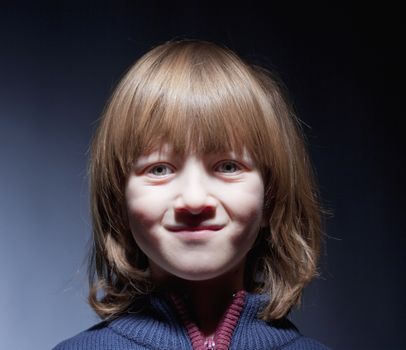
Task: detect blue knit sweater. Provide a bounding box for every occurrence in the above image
[53,293,330,349]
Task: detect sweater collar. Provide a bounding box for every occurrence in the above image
[108,292,300,349]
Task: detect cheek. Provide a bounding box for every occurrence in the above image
[125,180,168,256]
[125,179,168,227]
[221,177,264,223]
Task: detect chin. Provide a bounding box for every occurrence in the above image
[173,270,222,281]
[167,262,237,282]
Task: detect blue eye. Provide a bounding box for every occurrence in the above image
[148,164,174,177]
[215,161,241,173]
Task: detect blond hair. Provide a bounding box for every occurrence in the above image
[88,39,323,321]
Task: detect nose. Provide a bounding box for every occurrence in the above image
[174,161,217,215]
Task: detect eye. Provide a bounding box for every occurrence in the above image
[214,160,242,174]
[147,164,174,177]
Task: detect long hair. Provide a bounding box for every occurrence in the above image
[87,39,323,321]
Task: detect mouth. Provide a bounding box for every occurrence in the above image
[164,224,225,241]
[165,225,224,232]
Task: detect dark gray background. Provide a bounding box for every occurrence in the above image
[0,2,404,349]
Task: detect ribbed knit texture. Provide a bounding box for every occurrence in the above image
[53,293,331,350]
[170,290,246,350]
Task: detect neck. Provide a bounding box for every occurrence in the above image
[153,261,246,336]
[180,271,244,336]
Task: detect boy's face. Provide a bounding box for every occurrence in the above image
[125,144,264,283]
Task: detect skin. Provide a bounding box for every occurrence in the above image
[125,144,264,335]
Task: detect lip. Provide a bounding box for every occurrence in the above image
[166,225,224,232]
[165,225,225,240]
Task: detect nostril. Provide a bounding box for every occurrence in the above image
[174,206,216,224]
[175,206,214,215]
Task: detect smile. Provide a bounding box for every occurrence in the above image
[164,225,225,241]
[165,225,224,232]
